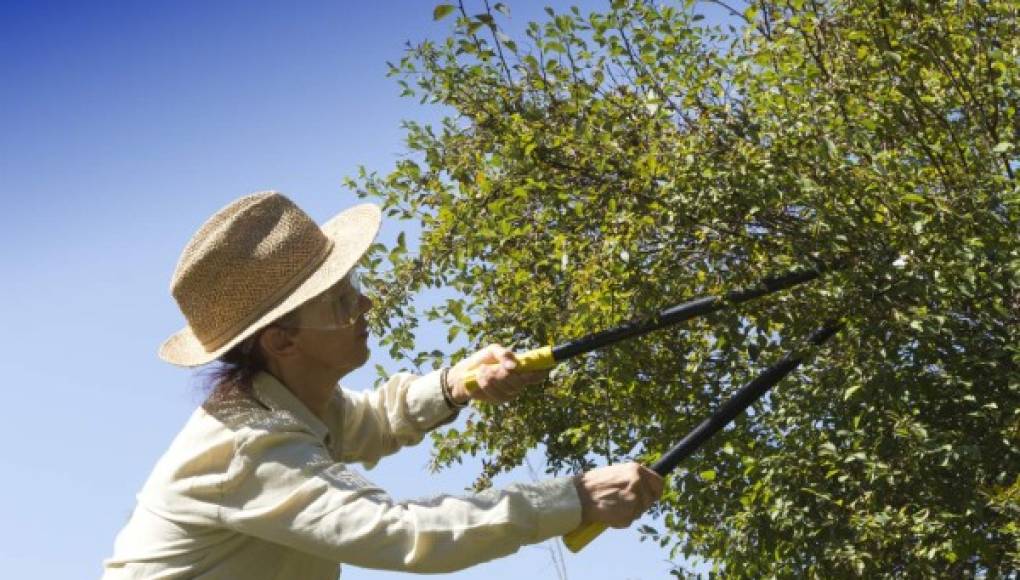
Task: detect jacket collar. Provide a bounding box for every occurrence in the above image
[252,371,331,444]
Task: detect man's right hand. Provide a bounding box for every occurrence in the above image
[573,462,665,528]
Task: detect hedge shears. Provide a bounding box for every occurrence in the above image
[460,262,844,551]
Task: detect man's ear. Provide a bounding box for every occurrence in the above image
[258,326,301,360]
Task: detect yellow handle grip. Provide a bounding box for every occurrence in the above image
[562,521,608,552]
[462,346,557,393]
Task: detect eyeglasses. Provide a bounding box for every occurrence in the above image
[278,270,366,330]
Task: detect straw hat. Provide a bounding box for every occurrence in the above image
[159,191,381,367]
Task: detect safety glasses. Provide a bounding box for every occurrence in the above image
[278,270,366,330]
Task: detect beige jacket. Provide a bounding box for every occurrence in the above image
[102,370,581,579]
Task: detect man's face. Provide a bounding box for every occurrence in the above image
[287,274,373,376]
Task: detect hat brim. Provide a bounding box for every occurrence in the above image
[158,202,382,368]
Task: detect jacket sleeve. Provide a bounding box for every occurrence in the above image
[218,428,583,573]
[326,370,457,468]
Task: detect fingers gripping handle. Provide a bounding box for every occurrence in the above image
[563,522,608,552]
[462,346,557,393]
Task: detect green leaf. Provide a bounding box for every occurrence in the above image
[433,4,455,20]
[992,142,1013,153]
[447,325,460,342]
[700,470,717,481]
[545,41,566,54]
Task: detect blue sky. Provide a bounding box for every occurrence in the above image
[0,2,692,578]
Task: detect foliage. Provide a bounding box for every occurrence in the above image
[347,0,1019,576]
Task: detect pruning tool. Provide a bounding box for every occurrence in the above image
[457,261,846,551]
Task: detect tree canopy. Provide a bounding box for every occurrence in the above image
[349,0,1019,576]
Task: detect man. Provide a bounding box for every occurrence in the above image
[103,191,663,578]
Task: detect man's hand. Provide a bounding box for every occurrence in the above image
[573,463,665,528]
[446,343,551,404]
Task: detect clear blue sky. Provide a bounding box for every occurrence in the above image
[0,2,692,578]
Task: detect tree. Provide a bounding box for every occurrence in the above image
[348,0,1019,576]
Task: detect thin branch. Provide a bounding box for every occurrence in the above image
[482,0,515,86]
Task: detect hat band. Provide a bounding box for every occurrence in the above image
[196,236,336,352]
